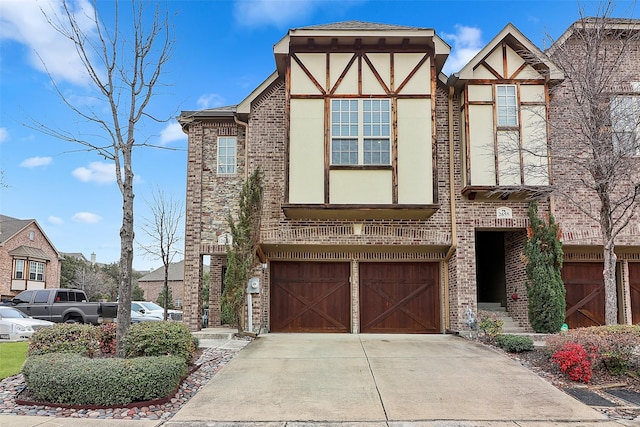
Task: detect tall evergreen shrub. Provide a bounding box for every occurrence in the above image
[524,201,566,333]
[222,168,263,332]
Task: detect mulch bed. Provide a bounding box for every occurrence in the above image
[501,344,640,421]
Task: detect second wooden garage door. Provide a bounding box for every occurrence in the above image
[563,262,606,328]
[360,262,440,333]
[270,262,350,332]
[630,263,640,325]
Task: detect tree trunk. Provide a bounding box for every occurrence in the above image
[164,260,169,321]
[603,239,618,325]
[115,151,135,357]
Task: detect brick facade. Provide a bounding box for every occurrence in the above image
[179,20,640,333]
[0,217,61,300]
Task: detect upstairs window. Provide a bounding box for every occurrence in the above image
[496,85,518,127]
[217,137,237,175]
[29,261,45,281]
[13,259,25,279]
[611,96,640,156]
[331,99,390,166]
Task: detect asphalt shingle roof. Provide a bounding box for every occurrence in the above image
[138,260,185,282]
[0,215,33,245]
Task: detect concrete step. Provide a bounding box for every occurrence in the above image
[192,327,237,340]
[477,303,527,334]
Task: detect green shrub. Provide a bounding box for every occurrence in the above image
[524,202,566,333]
[28,323,100,357]
[23,353,186,406]
[478,311,504,339]
[495,334,534,353]
[546,325,640,375]
[123,321,196,363]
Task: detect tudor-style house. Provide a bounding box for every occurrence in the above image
[0,214,61,300]
[179,19,640,333]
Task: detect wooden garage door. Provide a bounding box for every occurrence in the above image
[630,263,640,324]
[270,262,350,332]
[563,262,605,328]
[360,262,440,333]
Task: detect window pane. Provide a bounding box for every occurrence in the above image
[496,85,518,127]
[332,138,358,165]
[364,138,391,165]
[217,137,237,175]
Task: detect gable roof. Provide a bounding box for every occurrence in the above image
[452,23,563,82]
[548,17,640,56]
[0,214,33,245]
[0,214,61,259]
[138,260,185,282]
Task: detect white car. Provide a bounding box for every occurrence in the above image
[0,306,55,341]
[131,301,182,321]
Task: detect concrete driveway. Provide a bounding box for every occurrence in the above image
[165,333,617,426]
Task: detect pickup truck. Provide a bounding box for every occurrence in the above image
[9,288,118,325]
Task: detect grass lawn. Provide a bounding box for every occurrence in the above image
[0,341,28,379]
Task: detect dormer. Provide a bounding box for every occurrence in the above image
[451,23,564,200]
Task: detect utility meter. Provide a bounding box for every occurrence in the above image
[246,277,260,294]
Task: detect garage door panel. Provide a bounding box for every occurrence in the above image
[271,262,350,332]
[562,262,606,329]
[360,262,440,333]
[630,263,640,324]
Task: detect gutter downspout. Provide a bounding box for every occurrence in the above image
[234,115,249,180]
[444,84,458,332]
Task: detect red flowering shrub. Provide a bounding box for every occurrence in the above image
[99,322,117,355]
[546,325,640,375]
[551,342,593,383]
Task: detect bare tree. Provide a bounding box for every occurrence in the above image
[518,2,640,324]
[548,4,640,324]
[32,0,174,355]
[138,188,184,320]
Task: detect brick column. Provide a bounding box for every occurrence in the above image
[183,123,204,331]
[351,259,359,334]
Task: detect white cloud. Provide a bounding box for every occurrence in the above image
[159,122,187,146]
[0,127,8,143]
[72,161,116,184]
[20,156,53,168]
[233,0,320,28]
[0,0,97,86]
[197,93,225,110]
[441,25,484,76]
[48,216,64,225]
[72,212,101,223]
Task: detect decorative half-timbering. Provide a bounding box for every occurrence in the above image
[452,24,563,197]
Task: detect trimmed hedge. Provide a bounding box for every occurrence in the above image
[28,324,100,357]
[495,334,534,353]
[22,353,186,406]
[123,321,197,363]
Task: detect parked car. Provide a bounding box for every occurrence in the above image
[9,289,117,324]
[131,301,182,320]
[129,310,162,324]
[0,306,55,341]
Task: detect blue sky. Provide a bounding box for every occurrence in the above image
[0,0,634,272]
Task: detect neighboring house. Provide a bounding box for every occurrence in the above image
[178,20,640,333]
[138,261,185,308]
[0,214,61,300]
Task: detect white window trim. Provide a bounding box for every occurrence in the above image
[496,84,519,128]
[611,95,640,156]
[14,259,25,280]
[217,136,237,175]
[330,98,391,166]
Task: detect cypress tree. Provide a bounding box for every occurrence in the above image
[222,168,263,332]
[524,201,566,333]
